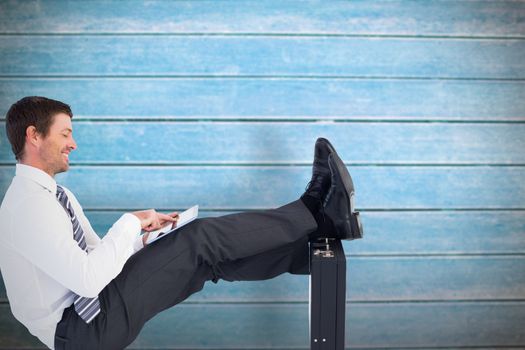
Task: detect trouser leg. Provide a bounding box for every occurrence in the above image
[58,199,316,349]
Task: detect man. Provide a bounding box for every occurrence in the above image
[0,96,362,349]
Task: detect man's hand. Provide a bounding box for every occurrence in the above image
[131,210,179,245]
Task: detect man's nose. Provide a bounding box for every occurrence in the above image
[70,137,77,150]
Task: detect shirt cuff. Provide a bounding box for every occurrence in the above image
[133,234,144,253]
[120,212,141,232]
[118,213,143,253]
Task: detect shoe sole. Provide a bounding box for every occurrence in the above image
[328,152,364,240]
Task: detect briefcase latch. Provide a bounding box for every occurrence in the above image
[313,238,335,258]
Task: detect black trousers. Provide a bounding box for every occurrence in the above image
[54,199,317,349]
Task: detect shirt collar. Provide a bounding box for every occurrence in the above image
[15,163,58,195]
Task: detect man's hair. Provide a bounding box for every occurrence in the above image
[5,96,73,160]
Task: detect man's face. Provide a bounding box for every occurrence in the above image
[37,113,77,176]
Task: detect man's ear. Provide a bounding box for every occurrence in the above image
[26,125,40,147]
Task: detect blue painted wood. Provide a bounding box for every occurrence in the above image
[3,256,524,302]
[344,211,525,255]
[1,36,524,79]
[0,1,523,349]
[1,302,525,348]
[159,256,525,302]
[132,302,525,348]
[79,211,525,255]
[1,166,523,210]
[1,79,524,121]
[3,210,525,301]
[2,122,524,164]
[1,1,524,36]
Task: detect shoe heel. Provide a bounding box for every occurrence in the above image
[350,212,364,239]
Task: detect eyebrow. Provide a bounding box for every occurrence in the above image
[62,128,73,133]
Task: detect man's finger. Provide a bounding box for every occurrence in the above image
[159,212,177,222]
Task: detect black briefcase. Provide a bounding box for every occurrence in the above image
[309,239,346,350]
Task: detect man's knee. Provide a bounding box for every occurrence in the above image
[182,218,233,266]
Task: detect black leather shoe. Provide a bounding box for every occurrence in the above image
[303,138,337,200]
[322,152,364,240]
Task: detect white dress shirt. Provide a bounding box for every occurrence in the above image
[0,164,144,349]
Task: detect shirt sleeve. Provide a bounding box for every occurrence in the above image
[64,187,145,254]
[133,234,145,253]
[8,194,142,298]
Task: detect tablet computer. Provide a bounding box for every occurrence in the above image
[144,205,199,244]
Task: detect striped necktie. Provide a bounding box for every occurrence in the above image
[56,185,101,324]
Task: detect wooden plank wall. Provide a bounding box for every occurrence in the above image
[1,1,524,349]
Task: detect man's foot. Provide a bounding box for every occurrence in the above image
[301,138,337,209]
[319,152,364,240]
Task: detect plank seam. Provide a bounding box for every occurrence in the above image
[1,75,525,81]
[1,32,525,40]
[343,347,525,350]
[3,162,525,167]
[3,164,525,168]
[84,347,525,350]
[3,300,525,306]
[81,208,525,213]
[0,343,525,350]
[346,253,525,258]
[1,118,525,123]
[0,348,523,350]
[77,208,525,213]
[0,347,523,350]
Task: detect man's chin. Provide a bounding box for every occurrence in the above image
[54,163,70,175]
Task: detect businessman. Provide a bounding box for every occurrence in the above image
[0,96,362,349]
